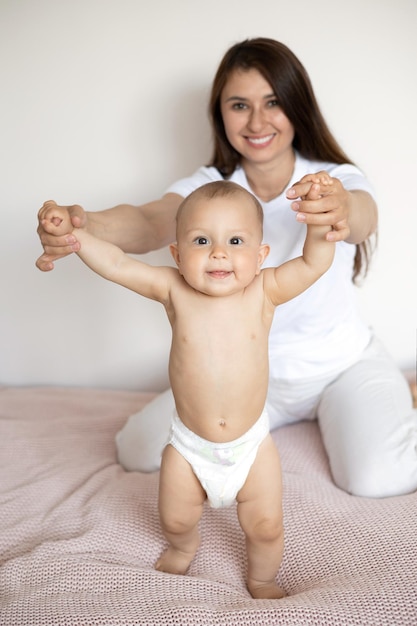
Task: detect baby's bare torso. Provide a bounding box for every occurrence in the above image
[166,273,274,443]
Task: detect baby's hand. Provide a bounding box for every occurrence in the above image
[313,173,333,196]
[39,200,74,236]
[287,171,350,241]
[287,171,334,201]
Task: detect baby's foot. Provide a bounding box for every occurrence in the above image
[155,546,195,575]
[247,580,287,600]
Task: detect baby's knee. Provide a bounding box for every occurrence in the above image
[247,516,283,544]
[160,504,203,537]
[160,516,192,537]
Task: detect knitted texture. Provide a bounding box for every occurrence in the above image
[0,387,416,625]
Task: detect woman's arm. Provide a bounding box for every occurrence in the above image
[40,205,173,303]
[36,193,183,271]
[338,189,378,244]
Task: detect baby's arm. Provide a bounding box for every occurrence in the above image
[264,224,335,306]
[42,206,171,303]
[75,229,173,303]
[264,178,335,305]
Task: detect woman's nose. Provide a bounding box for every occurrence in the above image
[247,107,265,132]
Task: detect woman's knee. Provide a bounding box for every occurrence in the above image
[331,454,417,498]
[116,389,174,472]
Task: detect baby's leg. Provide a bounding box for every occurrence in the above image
[237,435,286,599]
[155,444,206,575]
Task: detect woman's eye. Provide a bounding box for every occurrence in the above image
[230,237,243,245]
[267,99,280,107]
[232,102,247,110]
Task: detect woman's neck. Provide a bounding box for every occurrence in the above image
[242,151,296,202]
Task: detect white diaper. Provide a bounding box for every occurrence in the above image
[167,410,269,508]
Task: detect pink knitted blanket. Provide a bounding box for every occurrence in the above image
[1,387,416,625]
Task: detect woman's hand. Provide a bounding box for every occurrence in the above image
[36,201,86,271]
[287,172,350,242]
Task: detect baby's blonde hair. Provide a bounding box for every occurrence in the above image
[176,181,264,235]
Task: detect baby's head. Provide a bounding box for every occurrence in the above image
[170,181,269,297]
[175,181,264,241]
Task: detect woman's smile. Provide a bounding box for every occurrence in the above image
[245,133,276,148]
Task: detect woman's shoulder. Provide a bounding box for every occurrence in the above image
[295,153,375,196]
[165,166,224,197]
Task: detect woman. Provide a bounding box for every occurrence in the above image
[37,38,417,498]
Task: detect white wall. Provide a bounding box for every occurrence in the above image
[1,0,416,391]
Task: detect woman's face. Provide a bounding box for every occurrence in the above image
[220,68,295,169]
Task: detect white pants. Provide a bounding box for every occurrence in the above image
[115,336,417,498]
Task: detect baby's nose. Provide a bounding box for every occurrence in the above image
[211,244,227,258]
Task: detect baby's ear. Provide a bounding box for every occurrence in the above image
[257,243,270,273]
[169,243,180,267]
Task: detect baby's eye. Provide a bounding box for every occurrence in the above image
[229,237,243,245]
[194,236,209,245]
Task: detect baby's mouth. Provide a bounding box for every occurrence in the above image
[208,270,232,279]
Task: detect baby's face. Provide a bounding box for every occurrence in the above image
[170,195,269,297]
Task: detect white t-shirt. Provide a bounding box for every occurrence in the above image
[166,153,374,381]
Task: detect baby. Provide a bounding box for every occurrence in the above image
[42,179,334,599]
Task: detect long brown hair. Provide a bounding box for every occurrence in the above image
[208,37,375,282]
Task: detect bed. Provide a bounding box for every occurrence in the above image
[1,384,416,626]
